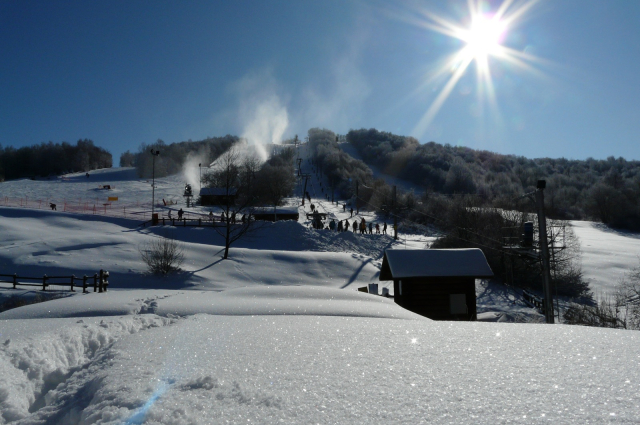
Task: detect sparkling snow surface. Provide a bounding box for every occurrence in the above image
[1,310,639,424]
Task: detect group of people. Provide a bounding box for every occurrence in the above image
[328,217,388,235]
[208,210,247,224]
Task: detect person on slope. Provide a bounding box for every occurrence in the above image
[178,208,184,219]
[369,222,373,234]
[352,221,357,233]
[383,222,387,234]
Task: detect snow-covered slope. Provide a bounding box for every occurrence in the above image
[1,164,640,424]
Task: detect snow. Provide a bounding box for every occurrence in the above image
[0,287,423,321]
[1,162,640,423]
[2,314,639,424]
[571,221,640,295]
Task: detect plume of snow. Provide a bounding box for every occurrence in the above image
[235,70,289,162]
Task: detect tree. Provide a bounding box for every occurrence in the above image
[205,146,264,260]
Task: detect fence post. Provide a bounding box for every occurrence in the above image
[183,218,186,227]
[13,273,17,289]
[42,274,48,291]
[70,274,75,292]
[83,275,88,293]
[102,270,109,292]
[93,273,98,292]
[198,218,201,227]
[98,269,104,293]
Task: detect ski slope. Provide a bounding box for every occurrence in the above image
[0,164,639,423]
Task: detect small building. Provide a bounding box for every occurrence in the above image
[199,187,237,206]
[252,206,299,222]
[379,248,493,321]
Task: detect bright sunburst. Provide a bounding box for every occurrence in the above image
[401,0,543,138]
[462,14,507,59]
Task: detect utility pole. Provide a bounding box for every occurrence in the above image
[392,185,398,240]
[301,174,310,206]
[356,181,359,214]
[535,180,554,324]
[150,149,160,216]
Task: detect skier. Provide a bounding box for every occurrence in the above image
[177,208,183,219]
[337,220,343,232]
[168,210,173,219]
[369,222,373,234]
[352,221,357,232]
[375,223,380,234]
[329,219,336,231]
[310,204,315,212]
[350,207,353,218]
[50,203,57,211]
[344,219,349,232]
[209,211,213,221]
[231,211,236,224]
[383,222,387,234]
[220,212,225,222]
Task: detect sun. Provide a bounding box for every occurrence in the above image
[396,0,543,138]
[462,15,507,59]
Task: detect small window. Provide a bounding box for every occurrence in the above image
[450,294,467,315]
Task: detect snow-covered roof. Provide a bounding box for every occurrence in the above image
[379,248,493,280]
[252,206,299,215]
[200,187,237,196]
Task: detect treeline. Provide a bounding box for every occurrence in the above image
[0,139,112,181]
[120,136,239,178]
[347,128,640,230]
[308,128,374,201]
[201,142,297,208]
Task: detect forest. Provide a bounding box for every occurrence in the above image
[347,128,640,231]
[120,135,239,178]
[0,139,112,181]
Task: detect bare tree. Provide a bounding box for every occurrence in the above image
[205,146,264,259]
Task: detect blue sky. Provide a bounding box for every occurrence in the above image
[1,0,639,162]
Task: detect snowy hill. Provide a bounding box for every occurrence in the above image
[1,163,640,423]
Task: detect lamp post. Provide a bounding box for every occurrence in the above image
[150,149,160,215]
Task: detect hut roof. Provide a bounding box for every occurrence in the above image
[252,206,299,215]
[379,248,493,280]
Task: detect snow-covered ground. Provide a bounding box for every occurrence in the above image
[1,158,640,423]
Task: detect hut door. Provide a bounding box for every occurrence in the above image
[450,294,467,315]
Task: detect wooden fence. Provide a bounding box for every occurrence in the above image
[522,289,546,311]
[0,269,109,293]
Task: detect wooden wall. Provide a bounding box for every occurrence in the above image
[393,277,477,321]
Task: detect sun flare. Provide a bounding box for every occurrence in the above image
[462,15,507,59]
[402,0,542,138]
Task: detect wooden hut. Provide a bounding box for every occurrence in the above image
[199,187,237,206]
[252,206,299,222]
[379,249,493,321]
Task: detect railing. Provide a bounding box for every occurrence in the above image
[522,289,546,311]
[0,270,109,293]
